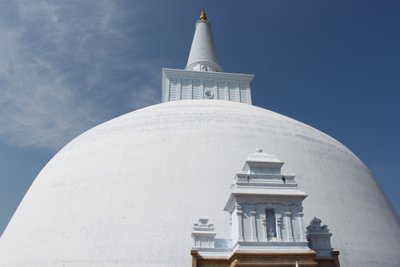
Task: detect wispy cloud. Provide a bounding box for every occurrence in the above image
[0,0,162,150]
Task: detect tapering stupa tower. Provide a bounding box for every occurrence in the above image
[186,10,222,72]
[162,10,254,104]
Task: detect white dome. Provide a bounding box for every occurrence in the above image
[0,100,399,266]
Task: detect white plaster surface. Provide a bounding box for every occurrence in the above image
[0,100,399,266]
[186,20,222,72]
[161,68,253,104]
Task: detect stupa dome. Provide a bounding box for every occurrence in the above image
[0,100,399,266]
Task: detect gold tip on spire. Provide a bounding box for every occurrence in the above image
[199,10,207,21]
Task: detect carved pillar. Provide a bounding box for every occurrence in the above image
[298,212,306,241]
[285,211,294,241]
[291,211,300,241]
[236,204,244,241]
[262,219,267,241]
[276,214,284,241]
[279,209,288,241]
[250,209,257,241]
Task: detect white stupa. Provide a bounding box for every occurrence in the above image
[0,11,399,267]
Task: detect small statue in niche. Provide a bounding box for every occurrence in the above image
[267,229,278,242]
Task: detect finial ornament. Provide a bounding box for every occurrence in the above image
[199,10,208,21]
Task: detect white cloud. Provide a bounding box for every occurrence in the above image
[0,0,161,150]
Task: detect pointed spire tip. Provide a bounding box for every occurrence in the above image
[199,9,207,21]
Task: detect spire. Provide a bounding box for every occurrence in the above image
[199,10,207,21]
[161,10,254,104]
[186,10,222,72]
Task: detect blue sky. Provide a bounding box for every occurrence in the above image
[0,0,399,235]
